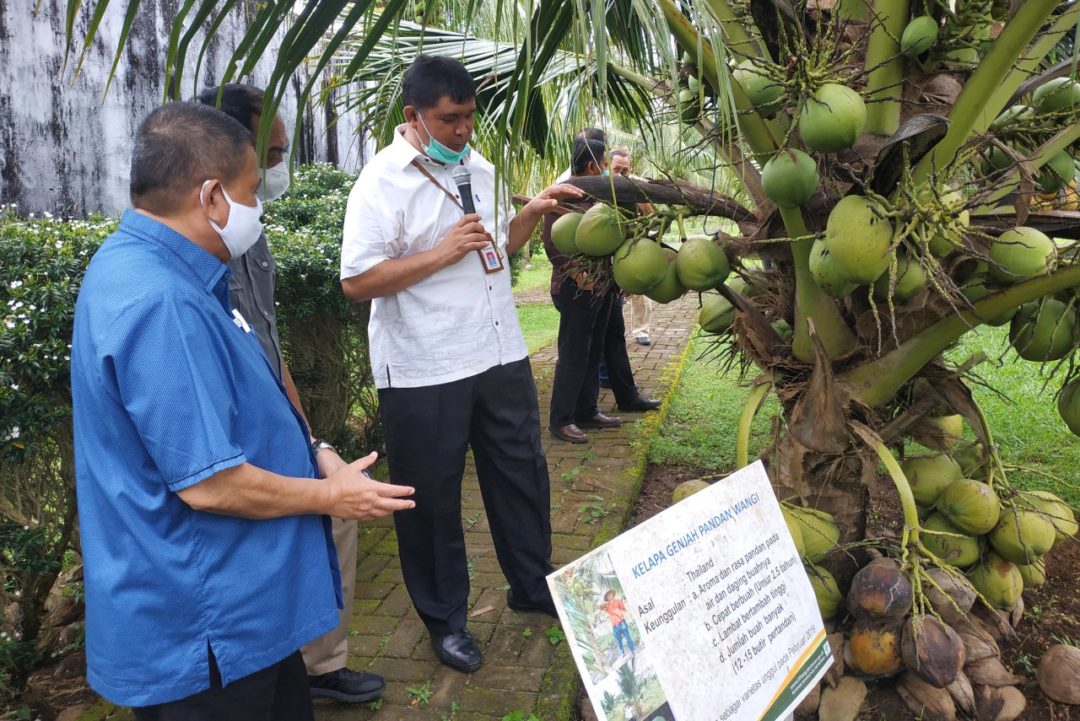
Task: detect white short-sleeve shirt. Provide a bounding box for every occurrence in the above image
[341,127,527,389]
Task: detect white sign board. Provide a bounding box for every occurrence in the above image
[548,461,831,721]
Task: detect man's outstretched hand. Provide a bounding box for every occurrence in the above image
[325,452,416,520]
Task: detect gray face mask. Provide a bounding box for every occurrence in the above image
[201,180,264,258]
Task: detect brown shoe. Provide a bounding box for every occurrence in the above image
[576,412,623,429]
[550,424,588,443]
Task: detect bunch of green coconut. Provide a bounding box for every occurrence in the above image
[773,416,1080,720]
[549,204,731,304]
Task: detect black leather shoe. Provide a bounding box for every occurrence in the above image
[576,412,623,429]
[432,629,483,673]
[308,668,386,703]
[619,395,661,412]
[506,589,558,618]
[550,424,588,443]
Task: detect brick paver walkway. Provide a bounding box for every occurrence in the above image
[315,296,697,721]
[77,295,697,721]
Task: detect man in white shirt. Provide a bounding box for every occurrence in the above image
[339,55,582,674]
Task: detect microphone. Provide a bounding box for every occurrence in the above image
[450,165,477,215]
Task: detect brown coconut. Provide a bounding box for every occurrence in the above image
[965,657,1022,687]
[925,568,976,624]
[975,685,1026,721]
[846,558,913,620]
[946,671,976,716]
[902,615,966,688]
[897,671,957,721]
[1036,644,1080,705]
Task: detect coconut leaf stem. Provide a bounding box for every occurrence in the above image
[912,0,1063,184]
[862,0,909,136]
[856,426,921,549]
[993,4,1080,124]
[975,123,1080,213]
[843,263,1080,407]
[658,0,780,161]
[700,0,771,62]
[782,207,858,362]
[736,379,772,468]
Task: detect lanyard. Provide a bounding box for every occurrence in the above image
[409,159,505,273]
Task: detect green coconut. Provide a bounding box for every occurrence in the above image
[575,204,625,256]
[922,512,981,568]
[918,415,964,451]
[1059,378,1080,437]
[762,149,819,209]
[672,479,711,504]
[550,212,583,256]
[809,240,859,297]
[988,505,1057,565]
[806,563,843,620]
[781,508,806,557]
[1008,298,1077,362]
[698,292,735,334]
[968,552,1024,611]
[989,226,1055,283]
[990,104,1035,131]
[644,249,686,303]
[786,506,839,563]
[612,238,669,294]
[799,83,867,153]
[900,16,939,56]
[901,454,963,507]
[937,478,1001,535]
[960,278,1019,327]
[686,75,701,94]
[1038,151,1077,194]
[873,254,927,302]
[1016,558,1047,590]
[926,190,970,257]
[678,88,699,124]
[824,195,893,284]
[950,440,986,478]
[1033,77,1080,115]
[732,59,784,116]
[676,237,730,290]
[1017,490,1078,546]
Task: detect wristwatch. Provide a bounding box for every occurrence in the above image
[312,439,337,455]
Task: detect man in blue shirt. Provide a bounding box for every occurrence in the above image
[70,102,415,720]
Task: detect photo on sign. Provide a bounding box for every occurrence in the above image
[550,551,673,721]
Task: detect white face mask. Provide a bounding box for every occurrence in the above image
[201,180,264,259]
[257,161,291,203]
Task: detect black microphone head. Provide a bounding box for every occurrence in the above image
[451,165,472,189]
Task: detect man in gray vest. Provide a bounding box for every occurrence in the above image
[198,84,383,705]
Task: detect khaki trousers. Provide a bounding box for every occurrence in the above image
[629,294,652,338]
[300,516,358,675]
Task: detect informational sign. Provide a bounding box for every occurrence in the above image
[547,461,830,721]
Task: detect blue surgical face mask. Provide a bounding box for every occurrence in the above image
[601,169,611,177]
[417,114,470,164]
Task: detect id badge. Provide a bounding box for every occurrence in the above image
[477,242,505,273]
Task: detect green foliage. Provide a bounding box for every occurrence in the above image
[501,711,540,721]
[263,164,380,453]
[407,680,433,705]
[544,625,565,646]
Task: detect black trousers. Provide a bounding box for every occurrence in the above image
[378,358,554,636]
[550,280,637,427]
[133,651,311,721]
[603,295,639,407]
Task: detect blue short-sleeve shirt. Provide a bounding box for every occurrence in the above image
[71,210,341,707]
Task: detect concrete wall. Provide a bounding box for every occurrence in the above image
[0,0,370,216]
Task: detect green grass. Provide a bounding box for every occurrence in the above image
[649,327,1080,508]
[647,335,778,472]
[514,249,553,294]
[517,303,559,354]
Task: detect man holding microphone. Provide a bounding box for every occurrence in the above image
[340,55,581,673]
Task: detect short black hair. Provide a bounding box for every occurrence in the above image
[575,127,606,143]
[571,138,607,176]
[197,83,264,132]
[130,102,254,215]
[402,55,477,111]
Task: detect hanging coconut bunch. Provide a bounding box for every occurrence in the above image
[553,0,1080,715]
